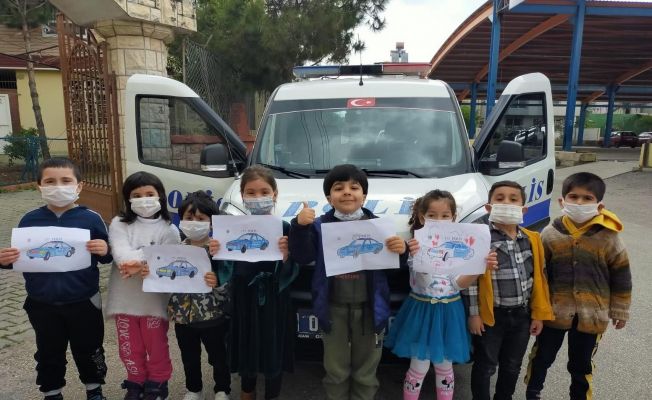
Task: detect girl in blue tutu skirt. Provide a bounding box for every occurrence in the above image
[385,190,497,400]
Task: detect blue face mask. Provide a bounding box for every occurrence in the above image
[334,208,364,221]
[243,196,275,215]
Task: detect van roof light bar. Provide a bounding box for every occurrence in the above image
[292,63,431,80]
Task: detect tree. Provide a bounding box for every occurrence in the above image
[190,0,388,93]
[0,0,54,159]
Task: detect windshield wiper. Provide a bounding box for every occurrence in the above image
[257,163,310,178]
[362,168,423,178]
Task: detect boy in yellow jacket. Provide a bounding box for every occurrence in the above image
[463,181,553,400]
[524,172,631,400]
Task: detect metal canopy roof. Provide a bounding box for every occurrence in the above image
[428,0,652,103]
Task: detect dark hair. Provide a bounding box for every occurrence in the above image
[488,180,527,205]
[562,172,606,201]
[119,171,170,223]
[408,190,457,234]
[323,164,368,196]
[179,190,219,219]
[240,165,277,193]
[37,157,82,183]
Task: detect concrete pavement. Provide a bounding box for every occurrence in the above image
[0,161,649,399]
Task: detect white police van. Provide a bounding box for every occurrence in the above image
[125,65,555,341]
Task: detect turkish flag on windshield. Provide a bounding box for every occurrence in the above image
[347,98,376,108]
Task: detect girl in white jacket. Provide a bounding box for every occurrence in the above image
[106,171,180,400]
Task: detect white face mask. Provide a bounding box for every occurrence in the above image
[130,196,161,218]
[40,185,79,207]
[243,196,275,215]
[488,203,524,225]
[179,220,211,241]
[334,208,364,221]
[561,201,600,224]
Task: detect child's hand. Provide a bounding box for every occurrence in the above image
[205,271,217,288]
[86,239,108,257]
[297,202,316,226]
[612,319,626,329]
[209,239,220,256]
[278,236,289,262]
[0,247,20,266]
[468,315,485,336]
[407,239,420,256]
[386,236,406,254]
[530,319,543,336]
[485,250,498,271]
[140,263,150,278]
[119,260,145,279]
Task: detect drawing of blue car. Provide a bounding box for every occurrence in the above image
[27,241,75,261]
[337,238,384,258]
[226,233,269,253]
[156,260,198,280]
[427,241,474,261]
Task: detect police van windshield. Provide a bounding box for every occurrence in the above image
[255,100,471,178]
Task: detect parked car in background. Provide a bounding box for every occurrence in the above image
[608,131,638,147]
[638,132,652,144]
[27,241,75,261]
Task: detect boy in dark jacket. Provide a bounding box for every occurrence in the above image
[524,172,632,400]
[289,164,408,400]
[0,158,112,400]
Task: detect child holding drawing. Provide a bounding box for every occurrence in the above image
[288,164,408,400]
[385,189,498,400]
[105,171,180,400]
[209,165,297,400]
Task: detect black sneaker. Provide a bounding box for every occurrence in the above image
[44,394,63,400]
[143,380,168,400]
[121,380,144,400]
[86,386,107,400]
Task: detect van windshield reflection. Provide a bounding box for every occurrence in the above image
[255,107,469,178]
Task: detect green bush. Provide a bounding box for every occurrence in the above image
[4,128,40,166]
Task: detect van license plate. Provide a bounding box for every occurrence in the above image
[296,308,322,339]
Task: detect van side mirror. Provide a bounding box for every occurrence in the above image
[200,144,230,172]
[496,140,525,168]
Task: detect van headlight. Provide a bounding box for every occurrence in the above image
[460,206,488,224]
[220,202,246,216]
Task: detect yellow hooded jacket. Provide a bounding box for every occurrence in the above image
[477,227,554,326]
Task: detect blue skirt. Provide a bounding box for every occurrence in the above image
[384,293,471,364]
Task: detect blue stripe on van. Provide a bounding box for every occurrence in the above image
[523,198,551,228]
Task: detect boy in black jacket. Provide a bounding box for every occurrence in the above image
[0,158,112,400]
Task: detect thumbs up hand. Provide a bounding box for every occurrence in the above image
[297,202,316,226]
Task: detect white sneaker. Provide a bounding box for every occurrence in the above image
[183,392,203,400]
[214,392,230,400]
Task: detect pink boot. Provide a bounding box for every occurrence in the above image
[435,362,454,400]
[403,368,426,400]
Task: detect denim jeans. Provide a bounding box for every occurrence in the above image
[470,306,531,400]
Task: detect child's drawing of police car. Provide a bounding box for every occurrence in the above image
[427,241,474,261]
[27,241,75,261]
[337,238,384,258]
[226,233,269,253]
[156,260,198,280]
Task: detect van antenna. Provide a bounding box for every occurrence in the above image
[357,35,364,86]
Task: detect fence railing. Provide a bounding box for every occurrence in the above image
[0,136,68,186]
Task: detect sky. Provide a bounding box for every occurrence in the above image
[349,0,488,64]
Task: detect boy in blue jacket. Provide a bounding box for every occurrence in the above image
[0,158,112,400]
[289,164,408,400]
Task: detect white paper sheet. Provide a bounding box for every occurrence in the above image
[412,221,491,275]
[11,227,91,272]
[142,245,212,293]
[211,215,284,262]
[321,218,399,277]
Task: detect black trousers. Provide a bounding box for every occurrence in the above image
[240,373,283,399]
[174,322,231,394]
[471,306,531,400]
[525,318,601,400]
[23,296,107,393]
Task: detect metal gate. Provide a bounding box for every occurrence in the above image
[56,14,123,222]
